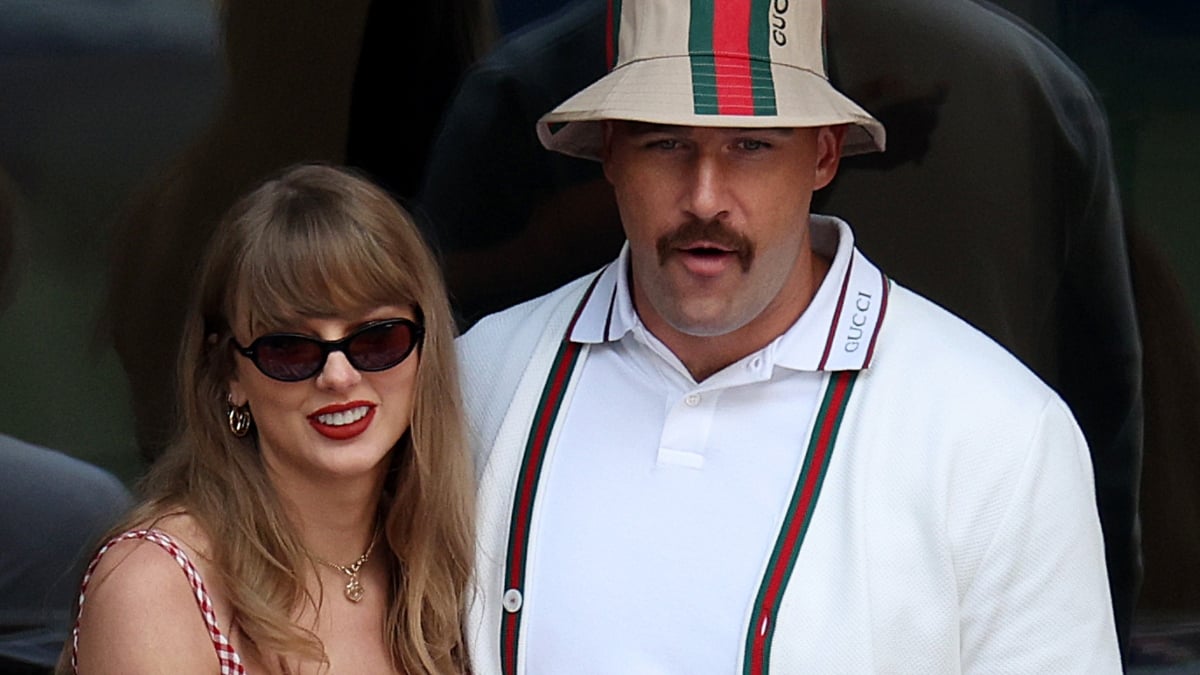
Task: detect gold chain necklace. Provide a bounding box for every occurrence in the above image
[313,529,380,603]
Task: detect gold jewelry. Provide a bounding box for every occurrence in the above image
[313,530,380,603]
[227,400,252,437]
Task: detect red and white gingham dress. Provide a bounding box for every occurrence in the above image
[71,529,246,674]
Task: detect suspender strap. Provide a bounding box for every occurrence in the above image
[744,370,859,674]
[500,274,603,675]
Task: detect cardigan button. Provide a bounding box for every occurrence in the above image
[503,588,523,613]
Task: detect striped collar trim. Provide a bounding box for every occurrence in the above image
[569,215,889,372]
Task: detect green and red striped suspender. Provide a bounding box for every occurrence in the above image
[744,369,858,673]
[497,276,860,674]
[500,275,601,674]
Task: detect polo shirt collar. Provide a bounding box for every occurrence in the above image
[569,215,889,372]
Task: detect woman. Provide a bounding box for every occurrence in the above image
[66,164,474,674]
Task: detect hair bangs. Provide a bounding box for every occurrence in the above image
[231,198,420,336]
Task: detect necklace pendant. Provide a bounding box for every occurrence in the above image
[345,576,365,602]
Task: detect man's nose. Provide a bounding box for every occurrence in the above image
[683,154,730,222]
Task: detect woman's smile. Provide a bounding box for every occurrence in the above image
[308,401,377,440]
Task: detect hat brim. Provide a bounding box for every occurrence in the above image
[537,56,886,160]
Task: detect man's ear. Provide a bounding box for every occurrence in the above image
[813,124,848,190]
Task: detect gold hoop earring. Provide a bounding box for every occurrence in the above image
[227,401,252,437]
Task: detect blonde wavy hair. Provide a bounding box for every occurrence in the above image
[97,164,473,673]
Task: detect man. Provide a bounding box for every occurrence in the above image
[422,3,1143,652]
[458,0,1121,672]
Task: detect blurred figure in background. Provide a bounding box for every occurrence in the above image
[104,0,376,463]
[0,0,225,482]
[346,0,496,199]
[0,439,131,675]
[0,169,132,675]
[107,0,496,463]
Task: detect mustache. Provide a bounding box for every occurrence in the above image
[656,217,755,272]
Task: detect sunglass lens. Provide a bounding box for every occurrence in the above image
[255,335,325,381]
[347,322,416,371]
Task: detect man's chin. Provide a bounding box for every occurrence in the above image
[662,308,752,339]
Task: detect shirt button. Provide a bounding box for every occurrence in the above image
[750,356,763,370]
[684,394,701,407]
[503,588,523,613]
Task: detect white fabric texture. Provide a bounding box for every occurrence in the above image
[458,216,1120,674]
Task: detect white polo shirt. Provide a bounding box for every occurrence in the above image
[522,217,882,673]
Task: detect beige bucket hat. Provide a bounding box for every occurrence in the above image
[537,0,886,160]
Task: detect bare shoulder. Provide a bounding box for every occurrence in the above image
[74,516,225,674]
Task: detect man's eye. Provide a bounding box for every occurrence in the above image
[737,139,769,151]
[647,138,680,150]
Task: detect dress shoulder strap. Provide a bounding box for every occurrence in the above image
[71,528,246,675]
